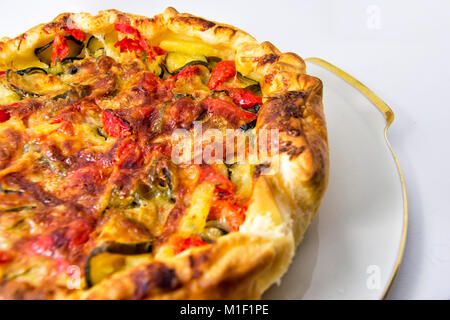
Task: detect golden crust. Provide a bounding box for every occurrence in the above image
[0,8,328,299]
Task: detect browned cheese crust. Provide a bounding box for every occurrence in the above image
[0,8,328,299]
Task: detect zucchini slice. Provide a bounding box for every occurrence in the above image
[164,52,208,75]
[236,72,262,95]
[147,61,164,78]
[84,241,153,288]
[86,36,104,57]
[2,205,36,212]
[239,119,257,131]
[6,70,41,98]
[15,67,48,76]
[6,69,67,98]
[200,220,229,243]
[206,56,221,70]
[34,36,84,65]
[0,186,23,194]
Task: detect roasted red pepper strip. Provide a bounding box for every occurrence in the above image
[173,235,208,254]
[114,38,143,53]
[102,109,131,138]
[63,27,85,41]
[225,87,262,109]
[114,23,140,37]
[208,60,236,89]
[202,98,257,124]
[114,23,165,60]
[145,45,166,60]
[0,110,10,123]
[51,34,69,65]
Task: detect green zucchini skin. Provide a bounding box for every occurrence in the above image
[245,84,262,96]
[2,205,36,212]
[84,241,153,288]
[200,220,229,243]
[6,70,42,98]
[206,56,221,69]
[0,187,23,194]
[86,36,104,56]
[15,67,48,76]
[166,60,210,75]
[164,52,210,75]
[62,57,84,64]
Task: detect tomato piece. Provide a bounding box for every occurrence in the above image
[226,87,262,109]
[173,235,208,254]
[55,120,73,135]
[209,200,245,232]
[136,107,154,119]
[198,166,245,231]
[102,109,131,138]
[201,98,256,125]
[64,27,85,41]
[0,110,10,123]
[0,250,12,264]
[114,37,143,53]
[139,72,160,93]
[29,234,54,257]
[208,60,236,89]
[66,220,92,250]
[176,65,200,80]
[115,138,143,169]
[51,34,69,65]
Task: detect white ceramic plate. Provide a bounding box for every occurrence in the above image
[263,59,407,300]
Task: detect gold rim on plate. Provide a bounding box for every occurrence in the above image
[305,57,408,300]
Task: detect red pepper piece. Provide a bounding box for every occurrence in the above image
[0,250,12,264]
[0,110,10,123]
[29,234,54,257]
[102,109,131,138]
[64,27,85,41]
[114,23,140,38]
[115,138,143,169]
[114,23,165,60]
[176,65,200,80]
[209,200,245,232]
[201,98,257,124]
[66,220,92,251]
[114,37,143,53]
[208,60,236,89]
[145,45,166,61]
[173,235,208,254]
[226,87,262,109]
[51,34,69,65]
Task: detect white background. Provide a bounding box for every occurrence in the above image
[0,0,448,299]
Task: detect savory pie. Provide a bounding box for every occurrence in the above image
[0,8,329,299]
